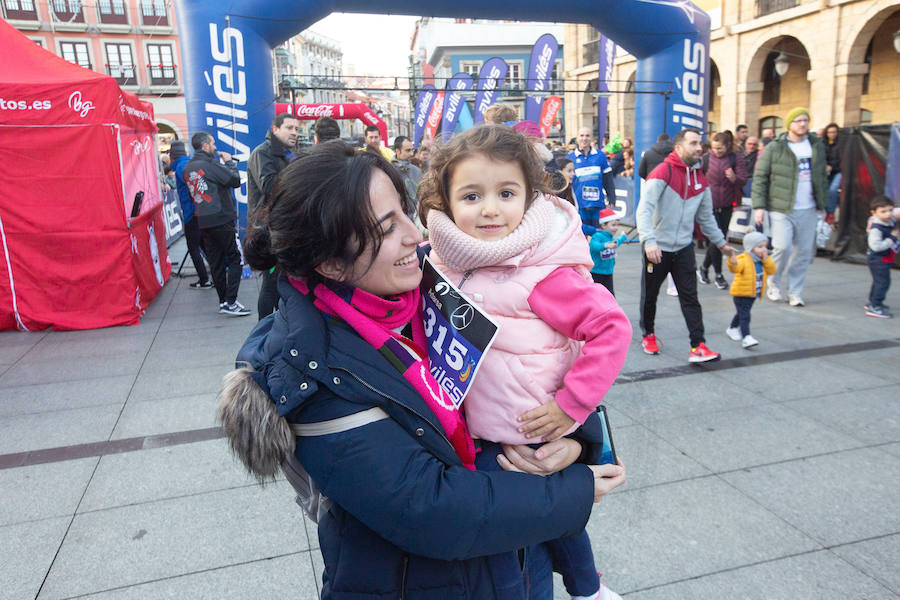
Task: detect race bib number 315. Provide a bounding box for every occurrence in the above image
[420,257,499,408]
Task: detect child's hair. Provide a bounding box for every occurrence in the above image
[483,104,517,124]
[417,124,549,228]
[870,195,894,211]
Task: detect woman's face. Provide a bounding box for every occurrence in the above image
[343,169,423,297]
[826,126,838,141]
[561,162,575,182]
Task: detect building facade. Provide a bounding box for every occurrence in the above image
[410,18,565,137]
[564,0,900,140]
[4,0,186,142]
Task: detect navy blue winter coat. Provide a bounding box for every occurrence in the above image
[237,278,601,599]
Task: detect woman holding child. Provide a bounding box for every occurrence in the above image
[217,139,626,599]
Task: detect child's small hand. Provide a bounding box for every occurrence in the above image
[727,254,738,265]
[517,400,576,442]
[604,241,617,249]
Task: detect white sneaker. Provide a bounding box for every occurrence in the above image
[726,327,742,341]
[767,286,782,302]
[742,334,759,348]
[573,582,623,600]
[788,294,805,307]
[666,286,678,297]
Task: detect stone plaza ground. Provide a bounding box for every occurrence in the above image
[1,238,898,599]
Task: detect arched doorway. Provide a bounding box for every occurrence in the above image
[841,5,900,126]
[745,36,811,136]
[708,60,721,132]
[621,71,636,141]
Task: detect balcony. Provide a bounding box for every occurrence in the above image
[147,64,177,87]
[756,0,798,18]
[106,65,138,87]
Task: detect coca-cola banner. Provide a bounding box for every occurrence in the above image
[524,33,559,124]
[276,102,387,146]
[413,85,437,148]
[441,73,474,142]
[425,91,444,142]
[539,96,562,138]
[597,36,616,139]
[473,57,508,125]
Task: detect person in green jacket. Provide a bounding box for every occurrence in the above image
[751,107,828,307]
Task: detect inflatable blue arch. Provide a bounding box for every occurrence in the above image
[175,0,710,216]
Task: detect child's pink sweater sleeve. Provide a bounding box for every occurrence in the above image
[527,267,632,424]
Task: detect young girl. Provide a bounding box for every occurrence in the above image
[418,125,632,600]
[726,231,776,348]
[589,208,629,295]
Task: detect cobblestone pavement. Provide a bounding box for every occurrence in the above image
[1,238,898,599]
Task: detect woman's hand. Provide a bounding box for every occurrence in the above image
[497,438,583,476]
[588,460,626,502]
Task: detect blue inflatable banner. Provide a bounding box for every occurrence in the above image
[597,36,616,139]
[473,57,508,125]
[441,73,474,142]
[524,33,558,124]
[413,84,437,149]
[420,257,499,407]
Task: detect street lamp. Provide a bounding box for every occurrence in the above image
[774,52,789,77]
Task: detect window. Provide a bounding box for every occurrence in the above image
[759,116,783,136]
[860,109,872,125]
[31,38,44,47]
[3,0,38,20]
[756,0,798,18]
[147,43,177,86]
[862,40,873,95]
[761,52,781,106]
[551,59,562,91]
[508,61,524,91]
[460,61,481,82]
[105,43,136,85]
[60,41,91,69]
[50,0,84,23]
[140,0,167,26]
[98,0,127,24]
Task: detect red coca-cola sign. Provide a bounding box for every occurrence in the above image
[295,104,335,118]
[539,96,562,137]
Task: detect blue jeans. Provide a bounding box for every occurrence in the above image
[826,172,842,214]
[867,256,892,307]
[476,442,598,598]
[730,296,756,337]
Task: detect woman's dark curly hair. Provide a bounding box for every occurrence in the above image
[417,124,549,228]
[243,141,412,279]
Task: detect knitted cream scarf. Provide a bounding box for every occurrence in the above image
[427,194,556,272]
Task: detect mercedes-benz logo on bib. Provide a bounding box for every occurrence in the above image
[68,91,95,118]
[450,304,475,330]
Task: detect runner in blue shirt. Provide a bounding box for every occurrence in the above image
[567,127,618,235]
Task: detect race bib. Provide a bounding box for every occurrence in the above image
[582,186,600,202]
[420,257,499,408]
[599,247,617,260]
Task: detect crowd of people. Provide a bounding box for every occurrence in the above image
[152,102,897,599]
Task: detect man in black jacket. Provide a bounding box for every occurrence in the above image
[638,133,674,180]
[247,113,299,318]
[183,132,249,316]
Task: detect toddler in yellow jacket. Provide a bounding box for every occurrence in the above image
[726,232,776,348]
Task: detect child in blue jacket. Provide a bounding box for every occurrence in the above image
[589,208,628,295]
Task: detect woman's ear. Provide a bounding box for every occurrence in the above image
[314,259,347,282]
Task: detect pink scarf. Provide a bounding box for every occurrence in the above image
[290,276,476,470]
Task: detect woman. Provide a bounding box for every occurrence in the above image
[554,157,576,205]
[824,122,842,220]
[218,142,626,599]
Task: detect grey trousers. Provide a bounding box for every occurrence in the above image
[769,207,817,296]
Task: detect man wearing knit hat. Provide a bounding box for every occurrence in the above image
[751,107,827,307]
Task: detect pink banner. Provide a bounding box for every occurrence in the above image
[539,96,563,137]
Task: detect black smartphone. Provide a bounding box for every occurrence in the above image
[597,405,618,466]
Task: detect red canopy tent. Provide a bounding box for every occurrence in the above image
[0,19,169,331]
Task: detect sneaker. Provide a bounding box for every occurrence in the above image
[189,279,214,289]
[766,285,782,302]
[725,326,742,341]
[742,334,759,348]
[220,301,251,316]
[579,582,622,600]
[714,274,728,290]
[788,294,805,307]
[689,342,720,363]
[697,267,711,285]
[641,334,660,355]
[666,285,679,297]
[865,305,893,318]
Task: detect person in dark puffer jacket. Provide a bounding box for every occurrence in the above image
[217,143,626,599]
